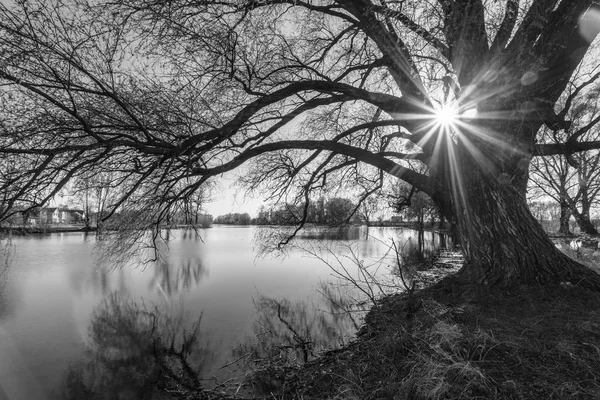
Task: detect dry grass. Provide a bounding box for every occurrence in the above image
[271,283,600,400]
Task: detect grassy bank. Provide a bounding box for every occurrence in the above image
[265,283,600,399]
[242,242,600,400]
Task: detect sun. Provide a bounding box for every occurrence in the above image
[435,104,459,126]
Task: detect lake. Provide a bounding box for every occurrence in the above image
[0,225,451,399]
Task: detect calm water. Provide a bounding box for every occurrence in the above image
[0,225,450,399]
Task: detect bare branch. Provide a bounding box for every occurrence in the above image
[490,0,519,51]
[535,141,600,156]
[191,140,433,194]
[369,4,449,58]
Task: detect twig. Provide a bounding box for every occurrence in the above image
[218,351,253,370]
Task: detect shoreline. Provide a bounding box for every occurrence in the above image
[0,224,212,235]
[0,226,97,235]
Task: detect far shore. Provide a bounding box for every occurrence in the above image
[0,221,451,236]
[0,225,97,235]
[0,223,214,235]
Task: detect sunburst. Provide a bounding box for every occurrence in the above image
[434,104,459,127]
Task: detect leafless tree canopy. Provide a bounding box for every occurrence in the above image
[530,74,600,235]
[0,1,595,217]
[1,0,600,286]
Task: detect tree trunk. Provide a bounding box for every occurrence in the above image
[417,227,424,259]
[447,178,599,288]
[83,183,91,230]
[572,209,599,235]
[429,134,600,290]
[438,210,446,230]
[559,200,572,236]
[574,169,599,235]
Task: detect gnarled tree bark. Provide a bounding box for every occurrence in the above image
[429,122,600,290]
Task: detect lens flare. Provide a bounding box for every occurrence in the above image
[435,105,458,126]
[580,9,600,43]
[462,108,478,119]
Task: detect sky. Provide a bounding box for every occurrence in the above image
[203,173,264,218]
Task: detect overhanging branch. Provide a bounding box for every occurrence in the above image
[490,0,519,51]
[179,80,429,153]
[192,140,433,194]
[535,141,600,156]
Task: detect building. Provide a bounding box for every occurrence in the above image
[27,207,85,225]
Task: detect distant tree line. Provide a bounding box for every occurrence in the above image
[214,191,455,229]
[213,213,252,225]
[214,198,360,226]
[253,197,359,226]
[166,211,212,228]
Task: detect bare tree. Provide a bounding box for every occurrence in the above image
[358,196,381,226]
[527,200,561,233]
[530,71,600,235]
[1,1,600,288]
[388,182,439,230]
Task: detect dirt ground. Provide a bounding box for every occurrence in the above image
[271,282,600,399]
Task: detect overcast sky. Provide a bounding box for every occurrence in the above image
[204,173,264,218]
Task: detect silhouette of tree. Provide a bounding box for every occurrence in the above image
[1,1,600,287]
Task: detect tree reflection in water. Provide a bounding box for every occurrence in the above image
[296,226,364,241]
[254,225,367,256]
[95,229,209,297]
[241,227,450,370]
[239,284,364,367]
[151,258,208,297]
[149,229,209,296]
[0,232,15,319]
[58,292,212,400]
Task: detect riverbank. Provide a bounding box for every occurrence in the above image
[0,223,212,235]
[240,243,600,400]
[0,225,96,235]
[264,282,600,399]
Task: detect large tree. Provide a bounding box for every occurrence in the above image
[1,1,600,288]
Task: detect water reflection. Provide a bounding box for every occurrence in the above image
[399,233,432,263]
[149,231,209,297]
[151,259,208,297]
[0,234,15,319]
[257,225,453,264]
[391,229,454,259]
[57,285,363,399]
[239,284,363,366]
[92,230,210,297]
[58,292,211,400]
[0,226,454,397]
[297,225,365,241]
